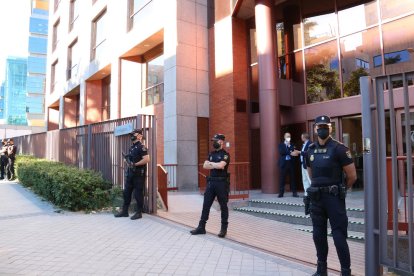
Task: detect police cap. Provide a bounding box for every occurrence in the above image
[315,115,332,126]
[211,133,225,141]
[130,129,143,135]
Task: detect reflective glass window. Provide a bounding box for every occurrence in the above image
[92,11,106,61]
[29,18,48,34]
[382,15,414,74]
[338,1,378,36]
[305,40,341,103]
[27,76,45,94]
[29,37,47,54]
[28,57,46,74]
[302,0,336,46]
[340,27,382,97]
[380,0,414,20]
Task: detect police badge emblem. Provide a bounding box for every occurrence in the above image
[346,151,352,159]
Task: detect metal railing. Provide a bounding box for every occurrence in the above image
[13,115,158,214]
[141,83,164,107]
[162,164,178,191]
[198,162,250,199]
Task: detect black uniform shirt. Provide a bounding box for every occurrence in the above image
[208,149,230,177]
[305,138,353,186]
[129,141,148,170]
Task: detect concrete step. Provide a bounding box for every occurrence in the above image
[234,206,365,233]
[249,198,365,218]
[294,225,365,242]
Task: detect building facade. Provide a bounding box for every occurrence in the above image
[3,57,28,126]
[45,0,210,189]
[27,0,49,127]
[211,0,414,193]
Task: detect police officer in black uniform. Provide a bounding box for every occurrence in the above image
[115,129,150,220]
[305,116,357,276]
[6,139,17,181]
[190,133,230,238]
[0,139,8,180]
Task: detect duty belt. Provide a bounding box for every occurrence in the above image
[207,176,227,181]
[316,184,339,195]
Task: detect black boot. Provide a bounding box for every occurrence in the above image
[218,224,227,238]
[114,207,129,218]
[312,261,327,276]
[341,268,351,276]
[303,196,311,215]
[130,212,142,220]
[190,222,206,235]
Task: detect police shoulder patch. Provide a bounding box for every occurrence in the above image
[224,155,229,160]
[346,150,352,159]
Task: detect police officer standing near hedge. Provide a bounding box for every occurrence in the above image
[115,129,150,220]
[305,116,357,276]
[0,139,8,180]
[190,133,230,238]
[6,139,17,181]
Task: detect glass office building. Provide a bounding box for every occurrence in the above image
[3,57,28,125]
[26,0,49,127]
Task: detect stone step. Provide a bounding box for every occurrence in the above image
[249,198,365,218]
[234,206,365,233]
[294,225,365,242]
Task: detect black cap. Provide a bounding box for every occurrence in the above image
[211,133,225,141]
[315,115,331,125]
[130,129,143,135]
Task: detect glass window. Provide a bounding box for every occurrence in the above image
[338,1,378,36]
[302,0,336,46]
[52,19,60,51]
[129,0,153,31]
[92,10,106,61]
[382,15,414,75]
[380,0,414,20]
[69,0,79,32]
[340,27,382,97]
[29,37,47,54]
[27,76,45,94]
[28,57,46,74]
[132,0,151,15]
[68,40,79,80]
[305,40,340,103]
[29,18,48,35]
[51,60,58,93]
[141,53,164,107]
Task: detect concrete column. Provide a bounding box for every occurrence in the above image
[58,96,64,130]
[255,0,280,193]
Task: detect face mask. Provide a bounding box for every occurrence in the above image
[130,135,137,142]
[317,128,329,140]
[213,141,221,149]
[285,137,291,142]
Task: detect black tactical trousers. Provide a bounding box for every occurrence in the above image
[123,172,145,213]
[0,155,7,179]
[6,157,15,180]
[200,180,229,226]
[310,192,350,270]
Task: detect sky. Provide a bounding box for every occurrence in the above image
[0,1,31,83]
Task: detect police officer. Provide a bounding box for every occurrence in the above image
[115,129,150,220]
[306,116,357,276]
[0,139,8,180]
[6,139,17,181]
[190,133,230,238]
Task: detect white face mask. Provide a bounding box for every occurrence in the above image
[285,137,291,142]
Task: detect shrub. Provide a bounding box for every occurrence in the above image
[16,155,113,211]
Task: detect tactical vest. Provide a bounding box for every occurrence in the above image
[309,139,343,187]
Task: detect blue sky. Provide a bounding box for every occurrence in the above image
[0,1,31,83]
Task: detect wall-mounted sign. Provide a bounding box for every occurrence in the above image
[114,123,133,137]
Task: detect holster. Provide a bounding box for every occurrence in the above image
[306,187,321,201]
[339,185,347,200]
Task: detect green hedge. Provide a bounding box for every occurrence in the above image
[16,155,114,211]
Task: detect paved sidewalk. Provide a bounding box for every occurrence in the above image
[0,181,314,275]
[158,191,365,276]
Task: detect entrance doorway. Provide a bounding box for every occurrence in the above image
[342,116,363,189]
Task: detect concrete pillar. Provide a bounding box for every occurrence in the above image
[255,0,280,193]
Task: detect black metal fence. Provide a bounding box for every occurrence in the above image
[361,72,414,275]
[13,115,157,214]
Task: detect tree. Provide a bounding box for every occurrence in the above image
[343,67,368,97]
[306,64,341,103]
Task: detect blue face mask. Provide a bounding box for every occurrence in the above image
[317,128,329,140]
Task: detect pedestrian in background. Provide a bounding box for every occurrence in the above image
[305,115,357,276]
[278,132,299,197]
[115,129,150,220]
[300,132,312,214]
[0,139,8,180]
[190,133,230,238]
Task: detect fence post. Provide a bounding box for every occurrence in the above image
[87,124,92,169]
[360,76,380,275]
